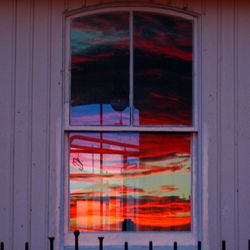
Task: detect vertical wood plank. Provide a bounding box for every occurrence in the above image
[237,1,250,249]
[202,0,220,249]
[30,0,50,249]
[13,0,33,248]
[149,0,168,6]
[85,0,101,7]
[68,0,83,10]
[0,1,15,249]
[171,0,185,9]
[49,0,64,249]
[101,0,119,4]
[186,0,203,13]
[64,0,69,10]
[219,1,237,249]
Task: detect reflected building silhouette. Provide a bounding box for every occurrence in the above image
[122,219,135,231]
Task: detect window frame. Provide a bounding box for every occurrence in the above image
[63,6,201,248]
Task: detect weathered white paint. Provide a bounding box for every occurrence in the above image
[201,1,220,249]
[238,1,250,250]
[220,0,237,249]
[0,1,15,250]
[0,0,249,250]
[48,1,64,250]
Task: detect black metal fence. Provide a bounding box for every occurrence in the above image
[1,231,250,250]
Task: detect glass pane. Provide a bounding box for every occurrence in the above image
[69,132,192,232]
[70,13,130,126]
[133,13,193,126]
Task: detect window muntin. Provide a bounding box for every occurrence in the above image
[69,132,192,232]
[65,8,197,240]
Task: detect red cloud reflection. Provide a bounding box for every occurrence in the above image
[134,12,192,61]
[72,13,129,32]
[134,36,192,61]
[69,132,191,232]
[70,196,191,231]
[70,165,184,182]
[72,52,114,64]
[70,133,190,158]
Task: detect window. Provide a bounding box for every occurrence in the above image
[64,7,198,247]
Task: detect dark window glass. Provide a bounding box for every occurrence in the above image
[133,13,193,126]
[69,132,191,232]
[70,13,130,126]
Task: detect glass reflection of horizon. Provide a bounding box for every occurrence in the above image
[70,104,130,126]
[70,132,192,232]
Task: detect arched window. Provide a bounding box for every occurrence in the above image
[64,7,199,248]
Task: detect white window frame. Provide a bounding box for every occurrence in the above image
[63,6,201,249]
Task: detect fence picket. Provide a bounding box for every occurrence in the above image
[222,240,226,250]
[173,241,177,250]
[197,241,202,250]
[98,236,104,250]
[74,230,80,250]
[124,241,128,250]
[149,241,153,250]
[48,237,55,250]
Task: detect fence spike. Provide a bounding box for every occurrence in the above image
[173,241,177,250]
[197,241,201,250]
[25,242,29,250]
[222,240,226,250]
[74,230,80,250]
[0,242,4,250]
[149,241,153,250]
[98,236,104,250]
[124,241,128,250]
[48,237,55,250]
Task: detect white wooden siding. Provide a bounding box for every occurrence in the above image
[238,1,250,250]
[13,0,33,249]
[0,1,15,250]
[220,0,237,249]
[202,0,219,249]
[0,0,249,249]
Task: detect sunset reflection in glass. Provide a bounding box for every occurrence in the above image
[134,13,193,126]
[69,132,192,232]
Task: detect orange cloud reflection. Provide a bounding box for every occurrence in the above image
[69,132,191,232]
[70,196,191,232]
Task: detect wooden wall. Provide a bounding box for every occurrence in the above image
[0,0,250,249]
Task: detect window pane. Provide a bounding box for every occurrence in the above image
[70,13,130,126]
[133,13,193,126]
[69,132,192,232]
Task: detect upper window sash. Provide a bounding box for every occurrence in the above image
[64,8,198,131]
